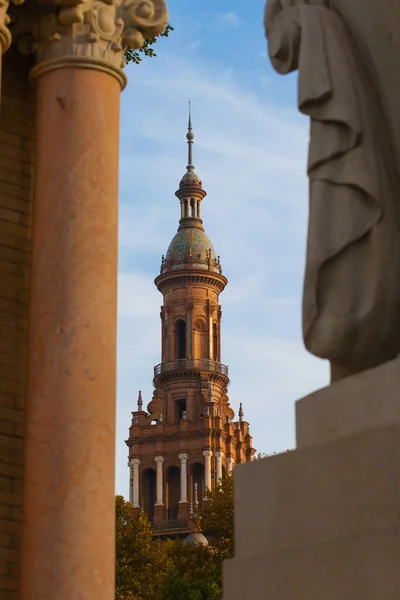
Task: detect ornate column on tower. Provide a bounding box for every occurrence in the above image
[203,449,212,498]
[10,2,169,599]
[131,459,140,508]
[179,453,189,503]
[215,450,224,482]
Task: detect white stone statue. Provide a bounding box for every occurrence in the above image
[265,0,400,381]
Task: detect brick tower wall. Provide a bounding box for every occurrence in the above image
[0,49,34,600]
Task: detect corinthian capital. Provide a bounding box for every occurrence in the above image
[29,0,168,88]
[0,0,24,54]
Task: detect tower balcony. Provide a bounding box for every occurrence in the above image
[154,358,229,378]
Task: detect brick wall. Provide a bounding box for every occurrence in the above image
[0,48,34,600]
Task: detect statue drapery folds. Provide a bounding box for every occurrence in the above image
[265,0,400,381]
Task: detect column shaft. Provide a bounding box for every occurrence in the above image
[167,315,172,360]
[129,463,134,505]
[203,450,212,497]
[132,459,140,508]
[216,451,223,482]
[21,69,120,600]
[155,456,164,505]
[226,457,234,475]
[179,453,188,502]
[209,317,213,359]
[187,312,193,358]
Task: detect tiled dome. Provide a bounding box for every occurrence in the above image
[166,228,216,262]
[179,170,202,187]
[183,532,208,547]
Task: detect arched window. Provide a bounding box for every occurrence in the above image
[166,465,180,520]
[142,469,156,522]
[213,323,218,361]
[176,319,186,359]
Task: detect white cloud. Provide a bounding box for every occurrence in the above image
[212,11,240,29]
[115,47,326,499]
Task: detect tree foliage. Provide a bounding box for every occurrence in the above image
[201,474,234,562]
[124,24,174,64]
[115,475,235,600]
[115,496,170,600]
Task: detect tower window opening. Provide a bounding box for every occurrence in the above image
[142,469,156,521]
[176,399,187,421]
[213,323,218,361]
[176,319,186,359]
[191,198,195,218]
[166,465,180,520]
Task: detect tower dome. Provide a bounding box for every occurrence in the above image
[183,532,209,547]
[166,228,216,263]
[159,106,222,275]
[179,170,202,188]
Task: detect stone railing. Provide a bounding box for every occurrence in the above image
[152,519,188,532]
[154,358,229,377]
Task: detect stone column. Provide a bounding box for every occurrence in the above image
[187,302,193,358]
[20,3,168,600]
[203,450,212,498]
[226,457,234,475]
[215,451,223,482]
[166,307,172,361]
[209,316,213,359]
[155,456,164,505]
[132,459,140,508]
[129,461,134,505]
[179,453,188,503]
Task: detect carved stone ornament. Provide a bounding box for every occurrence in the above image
[0,0,24,53]
[265,0,400,381]
[28,0,168,88]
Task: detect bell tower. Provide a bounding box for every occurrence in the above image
[126,110,255,539]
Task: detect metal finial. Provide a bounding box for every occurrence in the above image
[137,390,143,410]
[186,101,195,172]
[193,482,199,511]
[239,402,244,422]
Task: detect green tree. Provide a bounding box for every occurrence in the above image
[201,474,234,562]
[115,496,170,600]
[164,541,221,600]
[124,24,174,64]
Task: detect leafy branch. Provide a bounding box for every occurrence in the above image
[124,23,174,64]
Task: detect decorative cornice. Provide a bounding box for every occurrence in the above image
[155,271,227,295]
[27,0,168,88]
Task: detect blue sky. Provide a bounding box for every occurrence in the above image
[115,0,329,497]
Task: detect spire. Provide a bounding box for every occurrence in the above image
[239,402,244,422]
[186,101,195,172]
[137,390,143,411]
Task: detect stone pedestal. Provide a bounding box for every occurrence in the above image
[178,501,189,520]
[224,357,400,599]
[154,504,165,522]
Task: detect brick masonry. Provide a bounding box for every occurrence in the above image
[0,48,35,600]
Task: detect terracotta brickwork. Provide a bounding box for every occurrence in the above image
[0,49,34,600]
